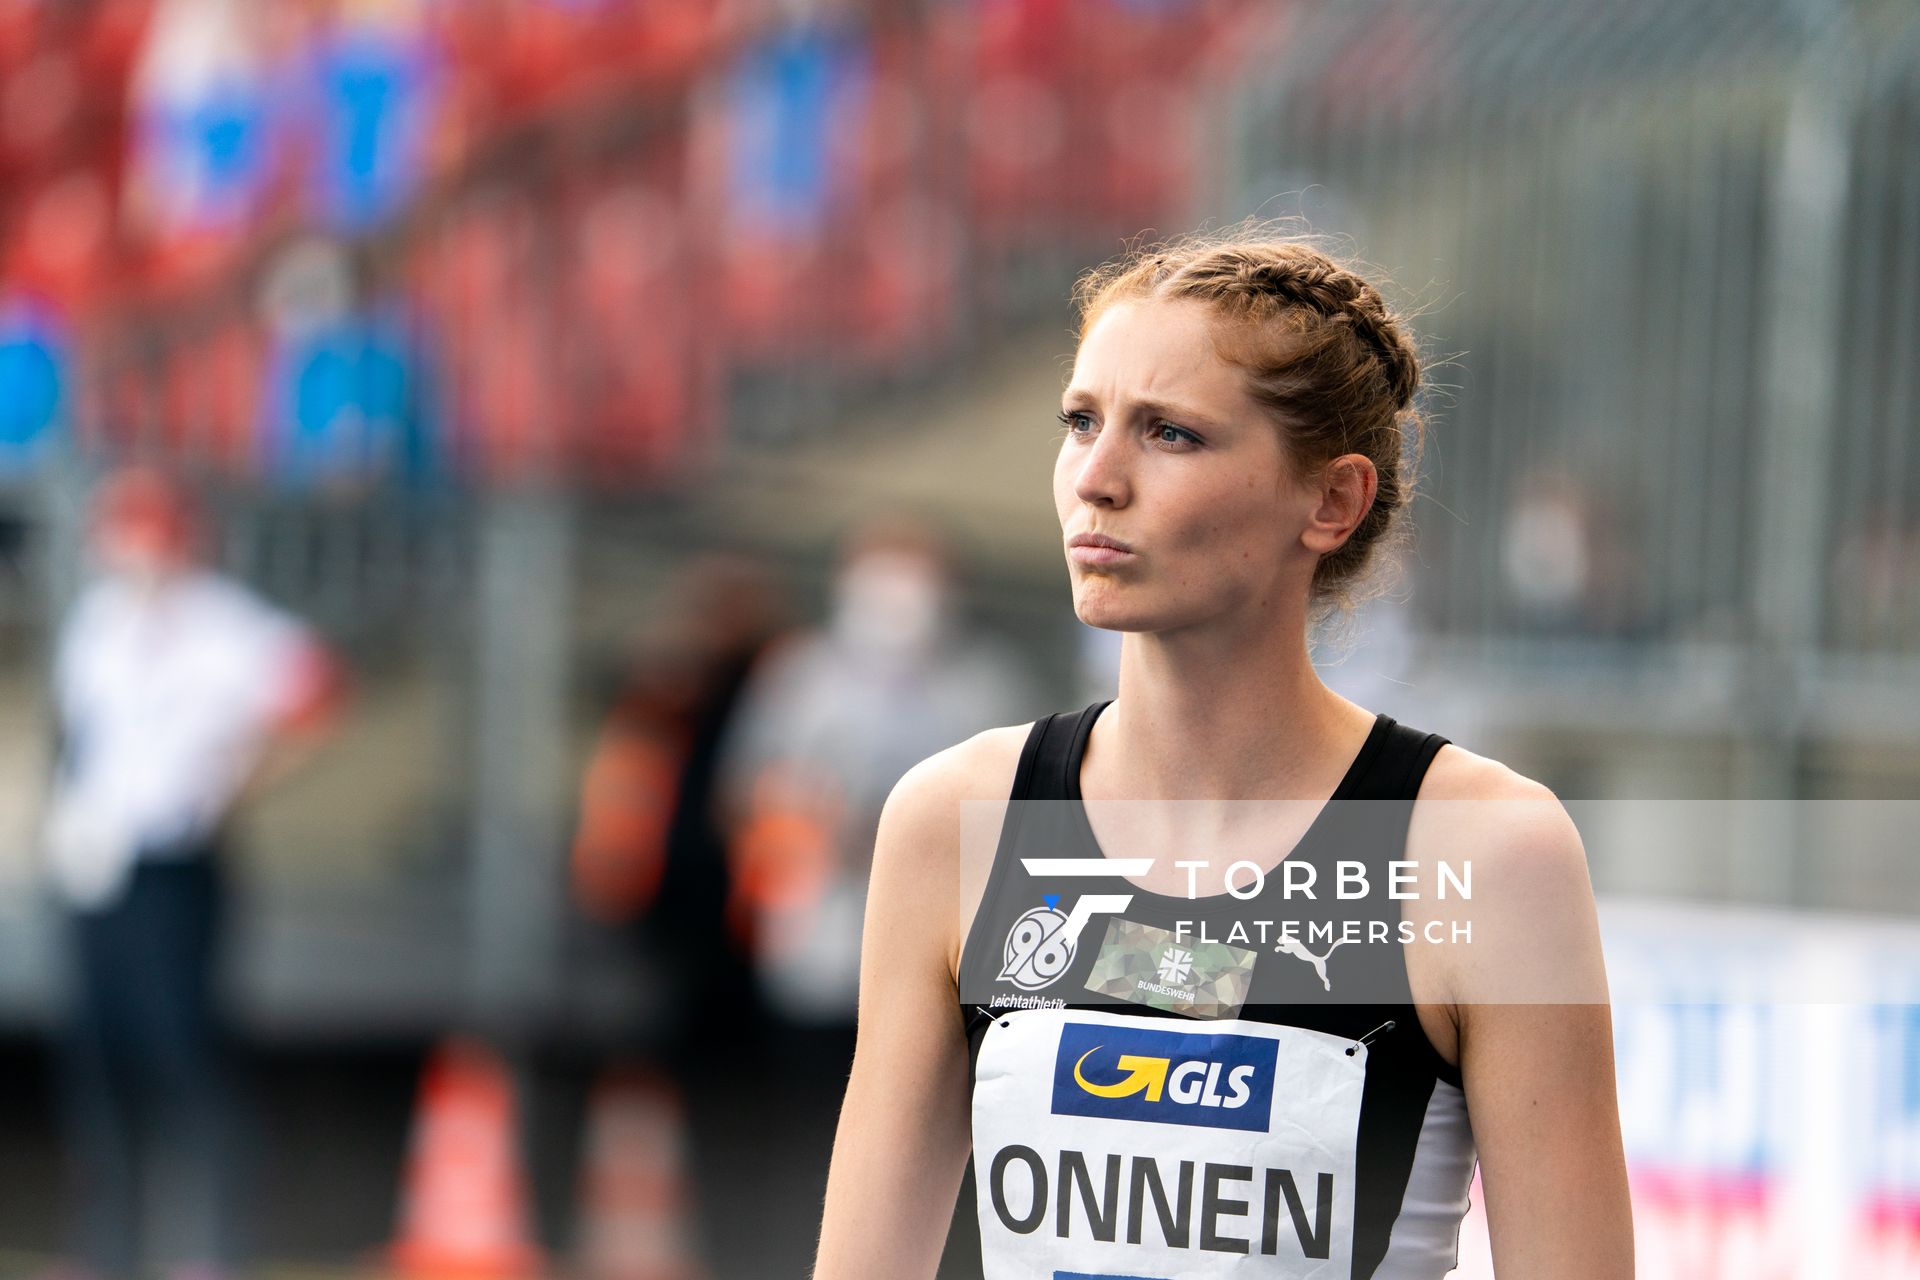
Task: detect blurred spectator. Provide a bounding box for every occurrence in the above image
[722,15,866,245]
[125,0,280,267]
[719,517,1038,1029]
[567,552,791,1273]
[1501,463,1649,637]
[39,466,342,1280]
[713,7,873,355]
[257,236,440,489]
[1501,465,1596,629]
[0,295,66,473]
[710,515,1038,1267]
[571,552,792,1054]
[298,0,440,235]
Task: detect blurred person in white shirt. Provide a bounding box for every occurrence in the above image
[41,466,341,1280]
[719,518,1039,1034]
[709,516,1039,1270]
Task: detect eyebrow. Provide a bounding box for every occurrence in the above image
[1059,391,1230,432]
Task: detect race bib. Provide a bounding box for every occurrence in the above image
[972,1006,1366,1279]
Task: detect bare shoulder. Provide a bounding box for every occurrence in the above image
[1406,740,1606,1009]
[878,721,1033,852]
[1412,740,1587,871]
[888,721,1033,808]
[1418,739,1559,804]
[867,722,1035,984]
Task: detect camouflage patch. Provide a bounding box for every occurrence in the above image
[1083,917,1256,1019]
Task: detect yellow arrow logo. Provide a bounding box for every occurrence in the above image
[1073,1046,1169,1101]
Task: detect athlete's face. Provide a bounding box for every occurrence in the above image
[1054,297,1334,634]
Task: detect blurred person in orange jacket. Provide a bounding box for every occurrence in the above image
[40,466,342,1280]
[570,552,791,1054]
[566,553,790,1276]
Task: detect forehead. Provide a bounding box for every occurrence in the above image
[1067,298,1256,419]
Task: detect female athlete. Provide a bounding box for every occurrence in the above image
[813,231,1633,1278]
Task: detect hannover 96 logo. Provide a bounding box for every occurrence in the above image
[999,890,1132,991]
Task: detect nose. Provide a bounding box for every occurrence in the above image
[1070,424,1131,509]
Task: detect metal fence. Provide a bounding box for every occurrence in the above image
[1218,0,1920,726]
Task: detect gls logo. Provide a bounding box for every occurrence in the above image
[1052,1022,1277,1132]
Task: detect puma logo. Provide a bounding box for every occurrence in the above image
[1274,936,1348,991]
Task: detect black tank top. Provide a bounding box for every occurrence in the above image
[957,700,1477,1279]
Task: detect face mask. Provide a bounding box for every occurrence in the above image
[94,523,184,592]
[831,551,946,658]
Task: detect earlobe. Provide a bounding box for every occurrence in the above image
[1300,511,1350,556]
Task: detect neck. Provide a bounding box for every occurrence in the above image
[1093,614,1371,803]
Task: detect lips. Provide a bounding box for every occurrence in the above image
[1069,532,1133,552]
[1068,532,1135,566]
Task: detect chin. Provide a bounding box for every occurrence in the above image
[1072,582,1169,634]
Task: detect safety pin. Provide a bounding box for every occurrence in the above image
[1345,1020,1396,1056]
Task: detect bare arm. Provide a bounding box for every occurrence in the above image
[1424,772,1635,1276]
[233,642,346,804]
[812,742,990,1278]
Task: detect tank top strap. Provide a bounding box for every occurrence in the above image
[1342,716,1451,802]
[1005,700,1112,804]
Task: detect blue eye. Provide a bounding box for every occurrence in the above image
[1058,410,1094,437]
[1153,421,1199,447]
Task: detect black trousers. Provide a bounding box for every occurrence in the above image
[59,856,244,1279]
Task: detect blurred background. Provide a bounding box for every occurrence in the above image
[1,0,1917,1276]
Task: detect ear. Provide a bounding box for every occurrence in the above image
[1298,454,1378,556]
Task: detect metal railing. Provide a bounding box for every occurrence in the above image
[1218,0,1919,679]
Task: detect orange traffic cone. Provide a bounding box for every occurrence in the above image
[389,1037,545,1278]
[573,1066,706,1280]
